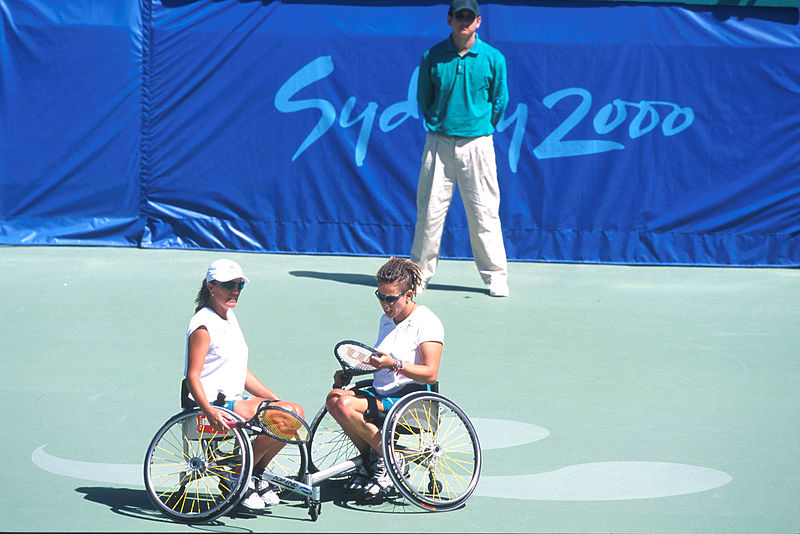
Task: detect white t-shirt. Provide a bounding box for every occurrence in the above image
[372,305,444,396]
[184,307,249,403]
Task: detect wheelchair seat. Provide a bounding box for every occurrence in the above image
[180,378,226,410]
[365,380,439,427]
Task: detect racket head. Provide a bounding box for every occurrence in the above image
[334,340,381,375]
[256,402,310,444]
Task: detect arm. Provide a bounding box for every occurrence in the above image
[244,369,280,401]
[370,340,442,384]
[489,53,509,127]
[416,52,434,125]
[186,327,231,431]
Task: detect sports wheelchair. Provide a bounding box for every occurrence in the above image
[143,380,481,523]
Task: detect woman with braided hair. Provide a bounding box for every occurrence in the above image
[326,257,444,499]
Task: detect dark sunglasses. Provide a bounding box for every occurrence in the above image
[453,10,476,22]
[215,280,246,291]
[375,289,405,304]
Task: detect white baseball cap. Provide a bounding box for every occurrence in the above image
[206,259,250,283]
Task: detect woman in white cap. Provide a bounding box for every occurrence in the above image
[184,258,305,510]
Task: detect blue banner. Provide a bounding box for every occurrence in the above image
[1,1,799,266]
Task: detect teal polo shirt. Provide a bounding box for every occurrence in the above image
[417,34,509,137]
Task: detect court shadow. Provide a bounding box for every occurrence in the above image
[289,271,374,287]
[75,486,185,525]
[424,281,486,295]
[289,270,486,295]
[330,489,428,516]
[75,486,301,526]
[74,483,434,522]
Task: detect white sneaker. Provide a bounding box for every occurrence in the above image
[239,488,267,510]
[361,457,393,496]
[259,488,280,506]
[488,278,509,297]
[345,463,372,492]
[253,477,281,506]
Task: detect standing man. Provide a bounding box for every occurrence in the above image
[411,0,510,297]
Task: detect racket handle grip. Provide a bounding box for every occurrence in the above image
[333,369,353,388]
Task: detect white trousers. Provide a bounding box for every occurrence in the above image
[410,132,508,285]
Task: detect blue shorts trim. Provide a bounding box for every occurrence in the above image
[222,395,248,413]
[361,387,399,412]
[363,385,433,411]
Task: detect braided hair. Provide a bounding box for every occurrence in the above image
[376,257,423,296]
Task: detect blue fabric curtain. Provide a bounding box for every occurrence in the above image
[1,1,798,266]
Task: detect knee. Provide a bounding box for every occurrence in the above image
[326,392,342,416]
[277,400,305,419]
[326,392,352,419]
[291,402,305,419]
[235,399,259,420]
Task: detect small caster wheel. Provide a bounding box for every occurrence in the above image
[308,502,321,521]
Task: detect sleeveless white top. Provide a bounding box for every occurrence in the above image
[184,307,248,403]
[372,305,444,396]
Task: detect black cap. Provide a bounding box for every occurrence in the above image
[450,0,479,16]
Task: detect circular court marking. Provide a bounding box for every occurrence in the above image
[471,417,550,450]
[33,416,732,501]
[476,461,732,501]
[32,445,142,486]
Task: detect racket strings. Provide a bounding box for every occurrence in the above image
[336,344,376,371]
[258,408,309,443]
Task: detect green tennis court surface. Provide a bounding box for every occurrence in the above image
[2,246,798,533]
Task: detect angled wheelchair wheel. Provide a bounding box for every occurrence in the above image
[381,392,482,512]
[143,409,253,523]
[307,379,372,477]
[264,441,307,482]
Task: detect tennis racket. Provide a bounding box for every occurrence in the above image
[334,340,383,378]
[251,400,310,444]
